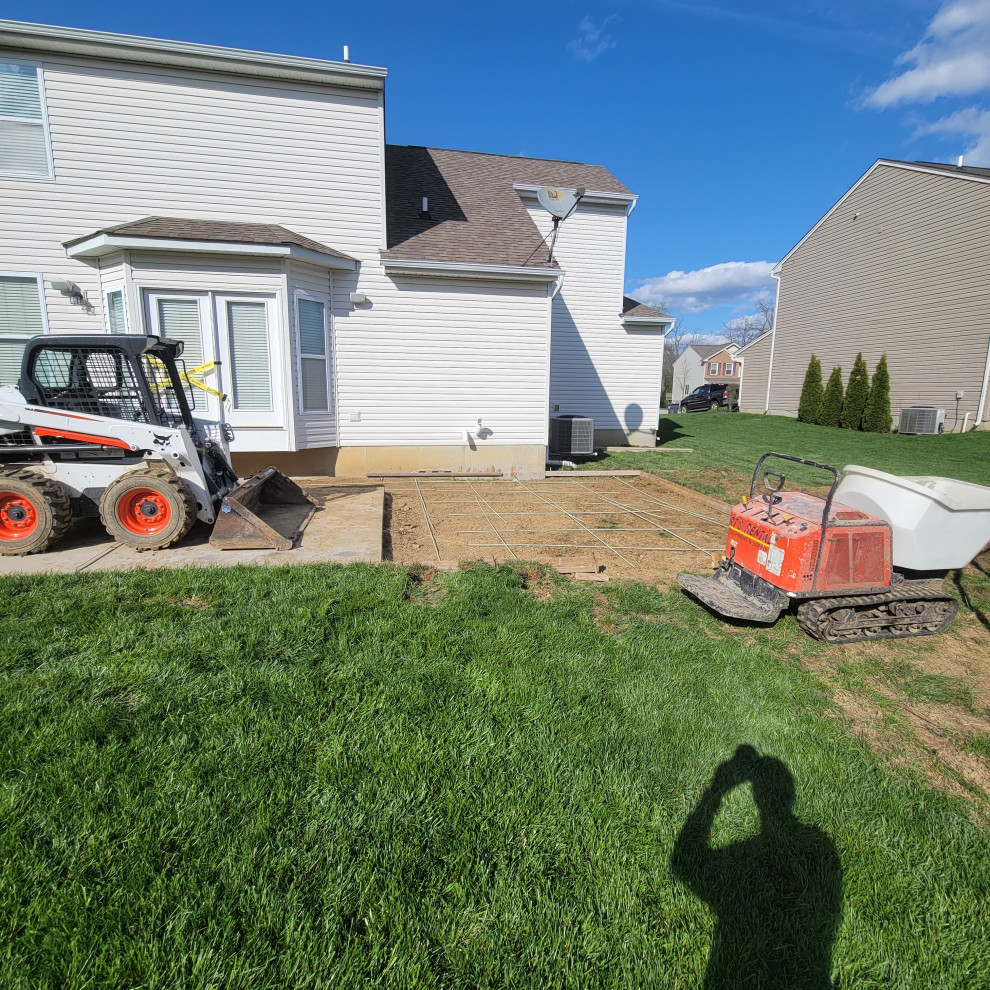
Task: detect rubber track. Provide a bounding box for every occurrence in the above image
[796,582,958,643]
[0,466,72,555]
[100,466,197,551]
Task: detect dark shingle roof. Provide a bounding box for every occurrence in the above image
[65,216,354,261]
[621,296,671,320]
[691,343,731,360]
[383,146,632,268]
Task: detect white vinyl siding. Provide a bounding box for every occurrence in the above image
[526,200,663,438]
[106,288,127,333]
[225,299,272,411]
[333,276,549,445]
[0,53,384,336]
[297,296,330,413]
[0,61,52,180]
[0,274,46,383]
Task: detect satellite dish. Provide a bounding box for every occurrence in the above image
[537,186,581,218]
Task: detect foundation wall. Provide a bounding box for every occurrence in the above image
[594,428,657,448]
[232,444,548,480]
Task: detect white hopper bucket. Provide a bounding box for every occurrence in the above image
[835,466,990,571]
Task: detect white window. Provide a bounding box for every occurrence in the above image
[296,295,331,413]
[219,298,273,412]
[0,274,47,384]
[724,361,735,376]
[105,288,128,334]
[708,361,719,376]
[0,60,53,180]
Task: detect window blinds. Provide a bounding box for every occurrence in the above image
[0,275,44,384]
[0,63,50,179]
[297,299,329,412]
[226,300,272,411]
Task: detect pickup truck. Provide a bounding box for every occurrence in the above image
[678,383,738,413]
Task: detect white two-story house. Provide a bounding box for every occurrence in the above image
[0,19,672,478]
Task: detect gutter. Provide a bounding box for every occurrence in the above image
[0,19,387,90]
[512,184,636,208]
[381,257,559,282]
[65,233,357,270]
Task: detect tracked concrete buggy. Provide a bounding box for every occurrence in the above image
[0,334,310,555]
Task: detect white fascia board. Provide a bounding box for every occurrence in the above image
[0,19,387,91]
[772,158,990,275]
[65,233,357,270]
[512,183,637,207]
[382,258,559,282]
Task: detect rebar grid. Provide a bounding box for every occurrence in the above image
[392,477,726,566]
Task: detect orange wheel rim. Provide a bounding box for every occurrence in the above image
[0,491,39,541]
[117,488,172,535]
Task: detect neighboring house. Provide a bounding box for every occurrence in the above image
[0,20,672,480]
[670,343,740,403]
[740,159,990,429]
[702,344,741,383]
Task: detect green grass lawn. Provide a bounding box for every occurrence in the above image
[2,562,990,988]
[594,414,990,501]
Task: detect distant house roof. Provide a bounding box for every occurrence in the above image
[900,159,990,181]
[383,145,633,271]
[690,343,733,360]
[621,296,672,322]
[64,216,356,267]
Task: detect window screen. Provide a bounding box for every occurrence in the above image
[297,298,330,412]
[0,62,51,179]
[226,300,272,411]
[0,275,45,384]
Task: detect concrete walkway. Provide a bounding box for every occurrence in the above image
[0,482,383,576]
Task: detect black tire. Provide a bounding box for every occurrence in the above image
[680,404,689,414]
[0,467,72,556]
[100,467,197,550]
[709,401,720,412]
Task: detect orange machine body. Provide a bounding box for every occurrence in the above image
[726,492,893,594]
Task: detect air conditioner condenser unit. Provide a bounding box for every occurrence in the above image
[549,414,595,456]
[898,406,945,435]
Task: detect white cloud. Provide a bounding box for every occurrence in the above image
[913,106,990,163]
[567,17,617,62]
[865,1,990,107]
[629,261,775,314]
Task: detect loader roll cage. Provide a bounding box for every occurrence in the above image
[18,336,198,435]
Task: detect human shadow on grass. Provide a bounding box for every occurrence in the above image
[671,746,842,989]
[657,417,690,446]
[951,568,990,634]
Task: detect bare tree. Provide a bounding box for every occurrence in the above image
[661,316,704,404]
[721,296,774,348]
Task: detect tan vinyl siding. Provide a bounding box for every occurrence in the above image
[769,164,990,422]
[738,334,772,411]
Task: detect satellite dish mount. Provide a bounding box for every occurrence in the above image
[536,186,585,263]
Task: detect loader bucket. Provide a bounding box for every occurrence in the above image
[209,467,315,551]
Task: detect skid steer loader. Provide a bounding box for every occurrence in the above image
[0,334,311,555]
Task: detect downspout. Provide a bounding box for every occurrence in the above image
[764,273,781,414]
[977,332,990,426]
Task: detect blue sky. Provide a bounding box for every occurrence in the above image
[5,0,989,335]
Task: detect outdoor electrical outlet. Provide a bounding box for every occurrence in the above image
[956,390,964,399]
[350,410,361,422]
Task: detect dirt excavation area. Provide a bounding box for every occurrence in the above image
[384,473,730,584]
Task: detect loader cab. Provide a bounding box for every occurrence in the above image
[19,335,198,435]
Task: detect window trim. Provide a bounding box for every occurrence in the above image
[0,58,55,181]
[294,291,332,416]
[103,284,129,334]
[724,361,734,377]
[708,361,719,376]
[0,271,49,384]
[215,293,282,427]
